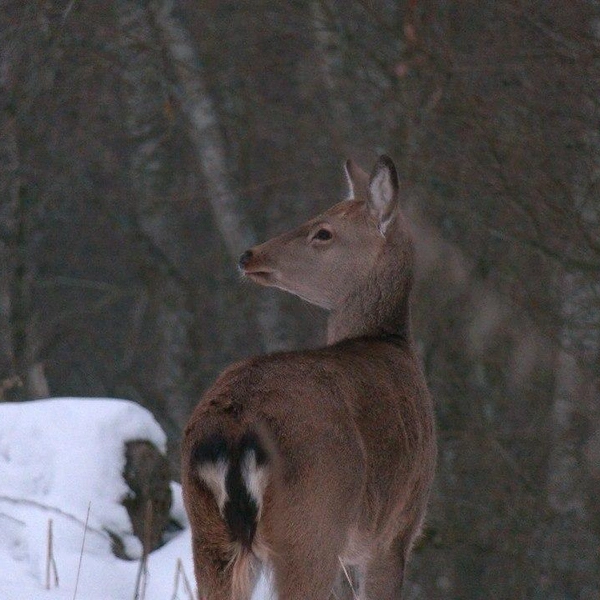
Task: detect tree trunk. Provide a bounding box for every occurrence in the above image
[154,1,288,352]
[0,110,19,398]
[0,35,49,401]
[115,0,193,427]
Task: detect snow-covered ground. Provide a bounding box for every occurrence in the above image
[0,397,270,600]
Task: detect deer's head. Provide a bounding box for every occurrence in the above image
[239,155,411,311]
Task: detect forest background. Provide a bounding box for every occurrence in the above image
[1,1,599,598]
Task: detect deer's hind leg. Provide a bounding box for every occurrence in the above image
[268,514,351,600]
[362,536,409,600]
[186,483,259,600]
[272,547,342,600]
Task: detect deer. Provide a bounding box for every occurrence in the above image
[181,155,437,600]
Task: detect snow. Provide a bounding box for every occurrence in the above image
[0,397,242,600]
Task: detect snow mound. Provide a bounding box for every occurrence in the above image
[0,397,269,600]
[0,398,166,559]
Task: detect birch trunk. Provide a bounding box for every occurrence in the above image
[154,1,287,352]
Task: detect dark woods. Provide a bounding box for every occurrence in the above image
[0,2,599,598]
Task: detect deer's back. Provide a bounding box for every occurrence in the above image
[184,337,435,538]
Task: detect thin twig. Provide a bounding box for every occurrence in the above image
[46,518,60,588]
[171,558,195,600]
[72,502,91,600]
[0,495,108,541]
[46,519,52,590]
[52,553,59,587]
[0,512,25,526]
[180,559,194,600]
[133,500,153,600]
[170,558,181,600]
[141,500,153,600]
[133,549,146,599]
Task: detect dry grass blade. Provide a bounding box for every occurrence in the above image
[180,561,194,600]
[133,500,153,600]
[46,519,52,589]
[170,557,195,600]
[338,557,359,600]
[0,495,108,541]
[46,518,52,590]
[170,558,181,600]
[46,519,59,589]
[73,502,91,600]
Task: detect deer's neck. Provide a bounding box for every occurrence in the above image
[326,247,413,345]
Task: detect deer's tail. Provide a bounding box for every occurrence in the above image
[192,429,270,550]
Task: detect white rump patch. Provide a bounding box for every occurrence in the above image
[197,459,229,514]
[241,450,269,517]
[251,564,275,600]
[377,216,393,237]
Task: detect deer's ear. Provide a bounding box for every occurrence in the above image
[367,155,399,235]
[344,159,369,200]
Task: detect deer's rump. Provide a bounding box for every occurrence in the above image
[183,339,433,554]
[191,429,270,549]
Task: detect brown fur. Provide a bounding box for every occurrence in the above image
[182,156,437,600]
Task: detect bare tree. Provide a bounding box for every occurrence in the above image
[0,1,55,399]
[154,0,288,353]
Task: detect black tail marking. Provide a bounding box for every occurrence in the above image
[208,433,264,550]
[192,431,269,549]
[192,433,228,465]
[224,431,269,549]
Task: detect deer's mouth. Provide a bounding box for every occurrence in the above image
[241,267,276,286]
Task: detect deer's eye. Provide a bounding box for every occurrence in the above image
[312,228,332,241]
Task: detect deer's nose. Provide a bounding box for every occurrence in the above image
[238,250,253,269]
